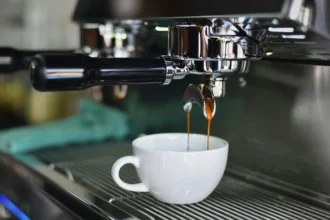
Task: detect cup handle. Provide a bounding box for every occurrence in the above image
[111,156,149,192]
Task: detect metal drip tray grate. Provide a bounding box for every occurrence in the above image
[32,144,330,220]
[43,157,329,220]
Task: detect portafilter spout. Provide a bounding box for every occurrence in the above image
[183,84,216,119]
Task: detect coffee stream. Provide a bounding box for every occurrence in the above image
[204,97,213,151]
[186,111,190,151]
[186,98,213,151]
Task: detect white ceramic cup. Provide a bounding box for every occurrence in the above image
[111,133,229,204]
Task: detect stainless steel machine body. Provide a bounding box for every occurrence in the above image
[27,0,330,116]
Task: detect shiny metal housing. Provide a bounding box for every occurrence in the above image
[168,23,264,60]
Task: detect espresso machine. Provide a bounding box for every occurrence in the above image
[1,0,330,219]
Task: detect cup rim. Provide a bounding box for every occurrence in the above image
[132,133,229,154]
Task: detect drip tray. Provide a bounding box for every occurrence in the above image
[32,143,330,220]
